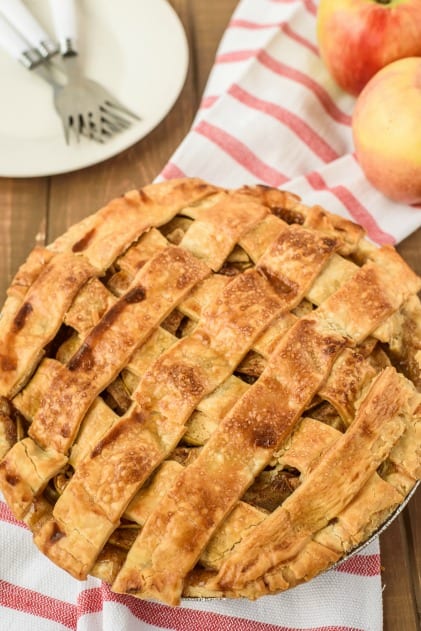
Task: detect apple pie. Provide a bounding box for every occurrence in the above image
[0,178,420,606]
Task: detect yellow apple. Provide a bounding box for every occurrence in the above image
[352,57,421,204]
[317,0,421,96]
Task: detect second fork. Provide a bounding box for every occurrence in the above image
[49,0,140,143]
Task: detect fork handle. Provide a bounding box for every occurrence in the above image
[0,12,42,68]
[0,0,58,58]
[49,0,78,56]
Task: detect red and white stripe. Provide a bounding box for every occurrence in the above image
[0,492,383,630]
[169,0,421,246]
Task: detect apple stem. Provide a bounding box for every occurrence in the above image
[376,0,392,4]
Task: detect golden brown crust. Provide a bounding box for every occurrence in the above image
[318,348,377,424]
[6,247,55,301]
[113,317,347,604]
[213,368,408,596]
[0,437,67,518]
[50,179,220,271]
[28,246,210,453]
[180,191,269,270]
[43,267,288,578]
[0,397,18,459]
[0,178,419,606]
[0,253,96,398]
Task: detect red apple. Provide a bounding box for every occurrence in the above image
[352,56,421,204]
[317,0,421,96]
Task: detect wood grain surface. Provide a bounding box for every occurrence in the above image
[0,1,419,628]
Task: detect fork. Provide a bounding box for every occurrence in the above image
[0,0,58,60]
[49,0,140,143]
[0,11,100,143]
[0,0,140,144]
[0,12,98,142]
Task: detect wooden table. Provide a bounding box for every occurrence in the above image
[0,1,419,628]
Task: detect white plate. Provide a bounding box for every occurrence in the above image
[0,0,189,177]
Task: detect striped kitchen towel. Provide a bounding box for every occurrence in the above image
[0,493,382,631]
[161,0,421,244]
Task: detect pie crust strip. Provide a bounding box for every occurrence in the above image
[213,367,409,596]
[28,245,210,454]
[112,316,348,604]
[240,205,421,348]
[179,192,269,271]
[49,179,220,272]
[0,399,17,460]
[33,268,284,580]
[203,411,402,587]
[0,437,67,519]
[235,185,365,257]
[112,252,417,605]
[185,480,401,599]
[0,246,210,519]
[88,409,402,592]
[5,246,55,301]
[0,252,96,398]
[32,225,341,581]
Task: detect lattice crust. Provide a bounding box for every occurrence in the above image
[0,178,420,606]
